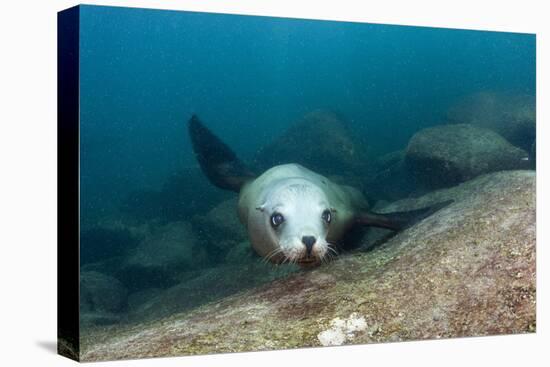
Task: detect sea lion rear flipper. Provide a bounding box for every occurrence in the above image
[188,114,255,192]
[357,200,453,231]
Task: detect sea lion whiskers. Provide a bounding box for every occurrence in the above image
[262,248,284,265]
[326,243,339,258]
[322,244,336,264]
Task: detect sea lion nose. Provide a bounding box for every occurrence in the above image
[301,236,316,256]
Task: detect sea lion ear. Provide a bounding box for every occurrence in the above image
[255,203,267,212]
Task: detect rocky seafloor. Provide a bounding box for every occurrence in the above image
[79,170,535,361]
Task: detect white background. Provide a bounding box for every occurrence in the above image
[0,0,547,366]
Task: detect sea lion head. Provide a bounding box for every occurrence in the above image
[250,178,336,266]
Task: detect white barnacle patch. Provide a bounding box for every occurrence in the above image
[317,313,367,346]
[317,327,346,346]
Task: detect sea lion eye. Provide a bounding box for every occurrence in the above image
[322,209,332,224]
[271,212,285,228]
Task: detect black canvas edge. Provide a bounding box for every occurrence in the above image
[57,5,81,362]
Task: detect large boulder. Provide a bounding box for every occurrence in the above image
[81,170,535,361]
[405,124,529,189]
[117,221,202,291]
[80,271,128,326]
[253,110,369,178]
[446,91,536,152]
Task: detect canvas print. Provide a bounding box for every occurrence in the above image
[57,4,536,362]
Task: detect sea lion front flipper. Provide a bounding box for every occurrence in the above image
[188,114,255,192]
[356,200,453,231]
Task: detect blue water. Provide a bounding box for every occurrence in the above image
[80,5,535,221]
[77,5,535,328]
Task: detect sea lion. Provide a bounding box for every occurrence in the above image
[188,115,450,267]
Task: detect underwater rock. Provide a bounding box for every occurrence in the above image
[405,124,529,189]
[80,226,139,265]
[80,312,123,327]
[80,256,128,279]
[225,241,258,264]
[446,91,536,152]
[157,169,232,221]
[361,167,535,249]
[127,287,163,312]
[364,150,416,201]
[194,198,246,242]
[118,221,200,291]
[80,170,535,361]
[373,149,405,170]
[191,197,247,262]
[326,174,365,192]
[253,110,369,177]
[80,271,128,326]
[120,168,231,223]
[79,221,154,282]
[125,263,297,323]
